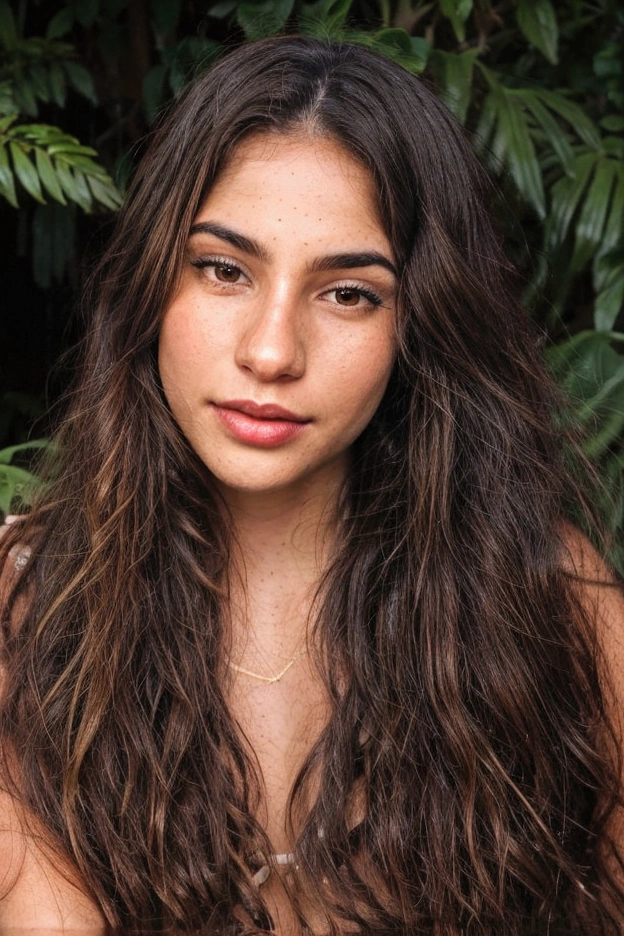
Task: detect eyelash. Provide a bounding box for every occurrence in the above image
[190,255,247,277]
[189,255,384,308]
[333,282,383,308]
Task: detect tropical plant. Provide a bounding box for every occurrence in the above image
[1,0,622,562]
[0,0,122,288]
[0,438,47,514]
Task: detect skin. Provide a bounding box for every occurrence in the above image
[158,133,398,506]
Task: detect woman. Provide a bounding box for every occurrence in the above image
[1,34,623,935]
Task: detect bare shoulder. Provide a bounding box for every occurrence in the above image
[558,525,624,619]
[0,520,105,932]
[558,525,624,721]
[0,792,106,933]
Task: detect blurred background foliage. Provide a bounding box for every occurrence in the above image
[0,0,623,560]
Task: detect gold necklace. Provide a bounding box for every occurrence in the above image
[228,646,304,684]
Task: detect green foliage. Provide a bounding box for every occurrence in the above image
[516,0,559,65]
[0,115,121,210]
[548,330,624,568]
[0,0,120,210]
[0,0,122,288]
[0,440,47,515]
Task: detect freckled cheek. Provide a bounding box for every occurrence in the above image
[159,305,229,387]
[324,337,395,430]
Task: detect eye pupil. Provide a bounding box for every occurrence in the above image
[337,288,359,306]
[216,264,239,282]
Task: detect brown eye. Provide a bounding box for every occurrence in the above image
[335,288,361,306]
[214,264,241,283]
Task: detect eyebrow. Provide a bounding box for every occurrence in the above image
[189,221,270,262]
[188,221,398,278]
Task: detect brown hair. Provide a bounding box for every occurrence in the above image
[1,35,623,934]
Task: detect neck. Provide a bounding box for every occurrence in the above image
[219,465,345,650]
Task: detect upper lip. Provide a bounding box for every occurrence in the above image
[214,399,309,422]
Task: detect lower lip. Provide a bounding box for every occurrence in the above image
[213,405,308,447]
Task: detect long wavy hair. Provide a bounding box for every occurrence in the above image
[1,35,623,935]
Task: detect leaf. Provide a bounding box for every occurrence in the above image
[0,141,17,207]
[47,141,98,157]
[475,91,498,155]
[60,153,108,176]
[0,0,18,50]
[46,6,76,39]
[304,0,352,34]
[13,79,38,117]
[29,65,51,103]
[87,173,123,210]
[374,27,412,55]
[430,48,479,124]
[546,151,597,251]
[503,94,545,217]
[54,158,80,202]
[594,265,624,332]
[164,36,219,95]
[603,136,624,160]
[207,0,237,16]
[515,0,558,64]
[63,166,93,212]
[548,333,624,475]
[601,167,624,257]
[0,80,17,114]
[478,69,545,217]
[357,28,426,74]
[0,439,48,464]
[571,156,617,273]
[48,62,67,108]
[439,0,472,43]
[0,114,17,133]
[9,142,45,203]
[236,0,295,39]
[600,114,624,133]
[0,464,40,512]
[35,146,66,204]
[582,366,624,457]
[516,88,574,176]
[63,61,98,105]
[13,123,65,141]
[534,89,600,149]
[410,36,429,69]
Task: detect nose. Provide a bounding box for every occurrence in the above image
[235,290,305,382]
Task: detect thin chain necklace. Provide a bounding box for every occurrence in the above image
[227,645,304,684]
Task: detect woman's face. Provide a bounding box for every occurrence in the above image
[159,133,398,501]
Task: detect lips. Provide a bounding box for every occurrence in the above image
[212,399,310,448]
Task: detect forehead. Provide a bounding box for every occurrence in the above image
[194,133,390,254]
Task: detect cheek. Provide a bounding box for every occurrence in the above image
[334,332,396,428]
[159,304,217,391]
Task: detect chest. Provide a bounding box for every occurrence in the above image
[225,657,330,851]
